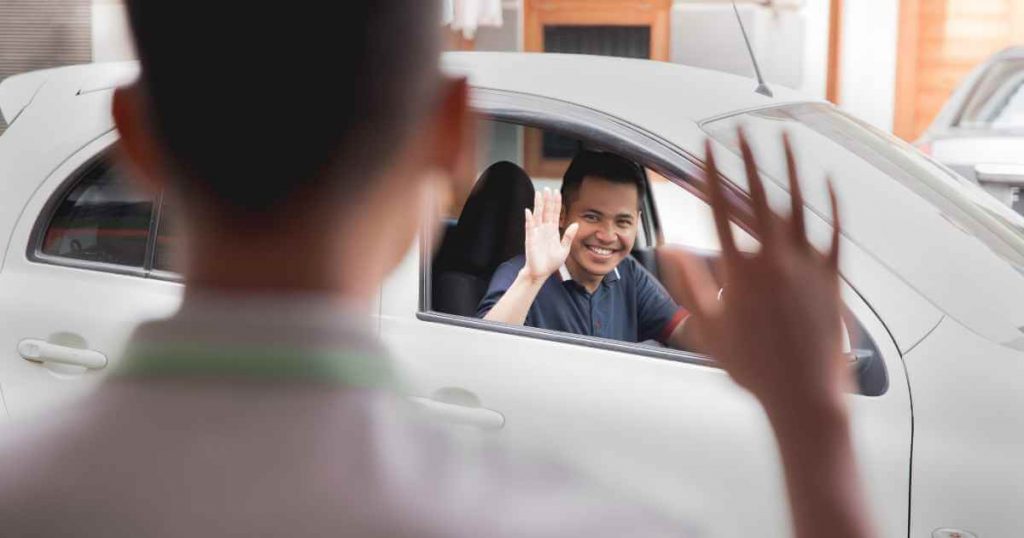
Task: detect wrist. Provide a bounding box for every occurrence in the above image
[516,267,549,287]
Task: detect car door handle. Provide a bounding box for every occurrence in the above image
[407,396,506,430]
[18,339,108,370]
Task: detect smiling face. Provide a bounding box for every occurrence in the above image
[560,175,640,287]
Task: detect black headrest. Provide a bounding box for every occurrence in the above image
[436,161,535,275]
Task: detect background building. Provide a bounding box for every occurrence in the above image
[2,0,1024,142]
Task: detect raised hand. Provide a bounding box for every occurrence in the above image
[662,131,874,538]
[663,130,847,413]
[522,188,579,282]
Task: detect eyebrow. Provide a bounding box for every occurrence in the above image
[582,208,635,220]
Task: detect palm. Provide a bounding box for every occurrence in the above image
[667,132,847,410]
[524,188,578,280]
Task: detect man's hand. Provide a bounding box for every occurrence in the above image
[523,188,579,282]
[661,130,874,538]
[482,188,579,326]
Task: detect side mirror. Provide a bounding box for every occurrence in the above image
[975,163,1024,185]
[975,164,1024,210]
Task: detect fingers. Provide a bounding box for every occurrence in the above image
[738,128,774,244]
[548,189,561,224]
[536,188,544,222]
[524,208,534,248]
[561,222,579,251]
[703,139,739,260]
[533,188,562,225]
[782,132,807,246]
[827,178,841,271]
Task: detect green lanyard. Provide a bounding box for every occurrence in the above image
[115,341,399,391]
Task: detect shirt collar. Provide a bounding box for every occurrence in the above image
[559,264,621,284]
[115,291,398,390]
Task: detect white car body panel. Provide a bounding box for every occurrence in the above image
[1,54,1022,537]
[932,137,1024,167]
[0,130,182,418]
[382,239,911,538]
[904,316,1024,537]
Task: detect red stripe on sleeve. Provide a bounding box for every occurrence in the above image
[660,307,690,343]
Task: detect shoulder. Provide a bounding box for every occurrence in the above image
[487,255,526,287]
[495,254,526,273]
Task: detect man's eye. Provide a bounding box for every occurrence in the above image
[583,215,599,222]
[617,220,632,227]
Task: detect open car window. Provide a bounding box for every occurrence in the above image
[420,101,888,397]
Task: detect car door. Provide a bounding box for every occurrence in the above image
[380,91,912,537]
[0,133,183,419]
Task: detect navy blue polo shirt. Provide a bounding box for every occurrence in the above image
[476,255,687,344]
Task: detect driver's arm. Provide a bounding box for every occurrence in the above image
[480,188,578,325]
[480,268,547,325]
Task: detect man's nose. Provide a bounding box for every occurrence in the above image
[595,225,616,243]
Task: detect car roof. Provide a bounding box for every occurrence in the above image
[2,53,815,130]
[443,52,819,125]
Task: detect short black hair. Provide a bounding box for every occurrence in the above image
[124,1,442,216]
[560,150,646,209]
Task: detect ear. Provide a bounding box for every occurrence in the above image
[425,77,475,200]
[112,83,166,196]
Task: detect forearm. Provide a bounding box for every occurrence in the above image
[765,396,875,538]
[482,270,546,325]
[667,316,704,354]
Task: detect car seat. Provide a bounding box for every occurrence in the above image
[431,161,535,316]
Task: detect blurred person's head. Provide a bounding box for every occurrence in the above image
[559,151,644,286]
[112,1,469,302]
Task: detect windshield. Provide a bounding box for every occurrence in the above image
[958,58,1024,131]
[703,103,1024,349]
[705,103,1024,270]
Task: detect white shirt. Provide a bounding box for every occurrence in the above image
[0,293,685,537]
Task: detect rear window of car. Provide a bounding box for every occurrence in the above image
[40,159,155,268]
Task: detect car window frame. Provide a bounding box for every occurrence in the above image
[417,89,889,396]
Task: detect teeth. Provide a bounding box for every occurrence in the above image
[588,246,613,255]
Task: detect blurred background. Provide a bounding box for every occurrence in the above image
[2,0,1020,140]
[4,0,1024,207]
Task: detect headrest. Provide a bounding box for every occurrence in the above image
[438,161,535,274]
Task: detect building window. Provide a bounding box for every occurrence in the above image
[523,0,672,179]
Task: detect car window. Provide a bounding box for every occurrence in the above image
[153,200,181,273]
[450,119,653,246]
[423,111,887,396]
[40,159,154,268]
[647,169,758,252]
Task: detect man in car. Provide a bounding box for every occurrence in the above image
[0,1,873,537]
[479,150,700,350]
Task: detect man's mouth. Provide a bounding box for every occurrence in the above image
[585,245,618,257]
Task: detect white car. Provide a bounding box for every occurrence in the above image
[1,53,1023,538]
